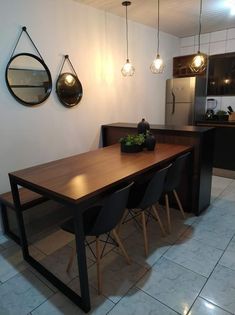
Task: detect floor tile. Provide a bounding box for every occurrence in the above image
[108,287,179,315]
[219,235,235,271]
[164,236,223,277]
[88,250,148,303]
[182,223,233,250]
[31,285,114,315]
[118,223,170,268]
[195,207,235,236]
[40,245,94,284]
[0,269,53,315]
[0,234,15,249]
[136,257,206,314]
[200,264,235,314]
[188,297,233,315]
[0,244,45,283]
[33,230,74,255]
[211,176,233,191]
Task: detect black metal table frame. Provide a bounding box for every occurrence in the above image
[9,174,95,313]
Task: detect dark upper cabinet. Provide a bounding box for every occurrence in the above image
[207,52,235,96]
[173,54,207,78]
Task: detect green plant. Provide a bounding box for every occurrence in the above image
[216,110,227,115]
[119,134,145,146]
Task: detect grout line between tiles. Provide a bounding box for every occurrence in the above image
[189,234,235,313]
[136,286,182,315]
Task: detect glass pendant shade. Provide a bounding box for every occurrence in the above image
[121,58,135,76]
[190,51,206,72]
[150,54,165,74]
[151,0,164,74]
[190,0,206,73]
[121,1,135,77]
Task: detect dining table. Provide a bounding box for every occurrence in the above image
[8,142,192,312]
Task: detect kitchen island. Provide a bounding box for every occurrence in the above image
[196,120,235,172]
[102,123,214,215]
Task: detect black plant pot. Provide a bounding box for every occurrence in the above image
[145,133,156,151]
[120,143,143,153]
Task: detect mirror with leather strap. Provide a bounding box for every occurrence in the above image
[56,55,83,108]
[5,26,52,106]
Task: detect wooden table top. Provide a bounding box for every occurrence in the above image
[10,143,192,204]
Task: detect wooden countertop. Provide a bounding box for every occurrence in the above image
[196,120,235,127]
[9,143,191,204]
[102,122,213,134]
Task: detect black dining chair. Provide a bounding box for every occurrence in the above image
[163,152,190,233]
[120,165,171,257]
[60,182,133,295]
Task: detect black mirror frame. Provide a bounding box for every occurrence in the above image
[5,52,52,107]
[56,72,83,108]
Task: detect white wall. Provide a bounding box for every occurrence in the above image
[0,1,179,203]
[180,28,235,111]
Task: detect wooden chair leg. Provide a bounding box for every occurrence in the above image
[66,244,76,273]
[141,211,148,257]
[112,229,131,265]
[173,189,186,219]
[152,205,166,236]
[96,237,102,295]
[165,194,171,234]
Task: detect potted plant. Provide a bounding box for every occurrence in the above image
[215,110,229,121]
[119,134,145,153]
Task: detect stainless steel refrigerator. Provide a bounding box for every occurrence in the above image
[165,77,206,125]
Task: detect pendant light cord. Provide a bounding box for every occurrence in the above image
[126,4,129,60]
[198,0,202,52]
[157,0,160,55]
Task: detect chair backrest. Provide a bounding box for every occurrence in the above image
[89,182,133,236]
[164,152,190,193]
[138,164,171,209]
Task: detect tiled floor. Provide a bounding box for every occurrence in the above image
[0,175,235,315]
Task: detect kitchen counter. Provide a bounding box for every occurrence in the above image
[101,123,214,215]
[103,122,212,134]
[195,120,235,171]
[196,120,235,127]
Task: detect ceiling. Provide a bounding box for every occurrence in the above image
[75,0,235,37]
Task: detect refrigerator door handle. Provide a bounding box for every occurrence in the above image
[171,90,176,114]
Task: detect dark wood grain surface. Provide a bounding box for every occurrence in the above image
[9,143,191,204]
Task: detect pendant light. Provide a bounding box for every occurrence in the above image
[190,0,206,73]
[121,1,135,76]
[150,0,165,74]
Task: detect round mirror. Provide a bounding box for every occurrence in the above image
[5,53,52,106]
[56,72,83,107]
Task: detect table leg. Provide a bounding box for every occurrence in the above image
[73,210,91,312]
[9,176,29,258]
[9,176,91,313]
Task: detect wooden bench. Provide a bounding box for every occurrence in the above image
[0,188,47,244]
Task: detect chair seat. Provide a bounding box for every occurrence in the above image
[61,205,101,236]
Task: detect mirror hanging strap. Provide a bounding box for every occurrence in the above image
[10,26,44,61]
[58,55,78,78]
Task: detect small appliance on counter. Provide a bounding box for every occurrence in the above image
[205,98,217,120]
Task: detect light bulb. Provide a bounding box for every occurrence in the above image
[150,54,165,74]
[193,54,204,68]
[121,59,135,76]
[190,52,206,72]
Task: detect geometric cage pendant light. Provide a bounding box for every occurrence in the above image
[150,0,165,74]
[121,1,135,76]
[190,0,206,73]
